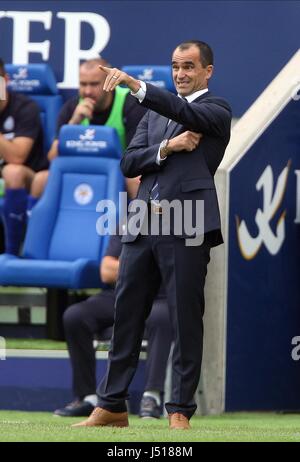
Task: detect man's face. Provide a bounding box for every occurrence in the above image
[79,64,108,109]
[172,45,213,96]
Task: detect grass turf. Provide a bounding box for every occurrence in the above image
[0,411,300,442]
[5,338,110,351]
[5,338,68,350]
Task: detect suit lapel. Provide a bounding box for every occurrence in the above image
[153,114,169,142]
[164,119,179,139]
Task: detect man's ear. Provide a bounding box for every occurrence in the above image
[206,65,214,81]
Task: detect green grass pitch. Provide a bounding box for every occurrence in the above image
[0,411,300,442]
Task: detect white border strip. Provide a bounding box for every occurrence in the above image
[5,349,147,360]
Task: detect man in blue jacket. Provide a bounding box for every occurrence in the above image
[74,40,232,430]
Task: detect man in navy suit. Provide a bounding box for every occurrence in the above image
[74,40,232,430]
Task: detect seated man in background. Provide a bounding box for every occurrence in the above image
[30,57,146,203]
[54,233,173,419]
[0,58,47,255]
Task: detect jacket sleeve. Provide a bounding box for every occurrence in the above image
[120,110,162,178]
[141,84,232,138]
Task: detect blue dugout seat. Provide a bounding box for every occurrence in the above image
[5,63,63,152]
[121,65,176,92]
[0,126,124,290]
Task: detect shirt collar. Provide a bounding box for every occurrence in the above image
[178,88,208,103]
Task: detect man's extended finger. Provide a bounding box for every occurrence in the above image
[99,66,121,91]
[98,65,111,74]
[99,65,114,91]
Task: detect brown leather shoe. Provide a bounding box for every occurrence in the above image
[168,412,191,430]
[71,406,129,428]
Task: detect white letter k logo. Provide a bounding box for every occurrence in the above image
[236,161,290,259]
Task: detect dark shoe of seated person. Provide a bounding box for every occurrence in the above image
[139,396,161,419]
[54,399,95,417]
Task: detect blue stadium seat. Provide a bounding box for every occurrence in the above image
[5,64,63,152]
[121,65,176,92]
[58,125,122,159]
[0,126,124,290]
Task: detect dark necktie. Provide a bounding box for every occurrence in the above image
[150,181,159,202]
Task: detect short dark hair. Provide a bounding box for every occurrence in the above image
[0,58,5,77]
[176,40,214,67]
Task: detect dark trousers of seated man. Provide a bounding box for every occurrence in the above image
[63,290,172,403]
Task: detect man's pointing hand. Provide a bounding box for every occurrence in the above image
[99,65,141,93]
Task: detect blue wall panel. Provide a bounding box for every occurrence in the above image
[0,356,145,413]
[0,1,299,116]
[226,99,300,410]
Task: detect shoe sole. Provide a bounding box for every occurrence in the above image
[72,421,129,428]
[169,426,191,430]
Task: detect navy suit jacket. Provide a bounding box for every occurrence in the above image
[120,84,232,244]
